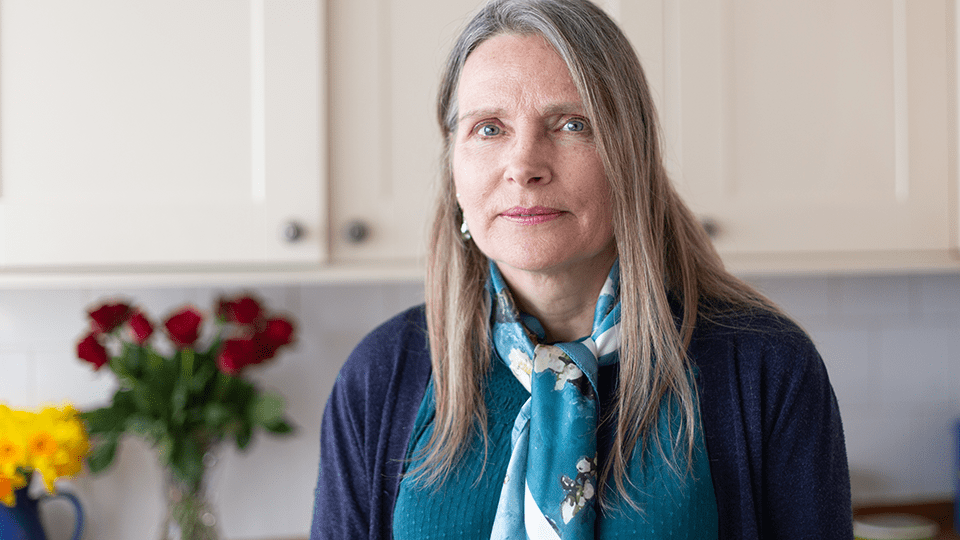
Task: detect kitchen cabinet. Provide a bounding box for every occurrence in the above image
[327,0,485,264]
[0,1,325,273]
[2,0,956,285]
[615,0,959,273]
[332,0,960,275]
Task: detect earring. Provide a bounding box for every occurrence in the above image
[460,220,472,241]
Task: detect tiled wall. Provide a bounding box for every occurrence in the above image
[747,273,960,506]
[1,273,958,538]
[0,281,425,540]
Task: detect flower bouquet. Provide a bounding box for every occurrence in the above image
[0,403,89,506]
[76,294,296,539]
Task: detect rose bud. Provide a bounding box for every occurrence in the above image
[260,317,295,349]
[77,332,109,370]
[88,303,132,334]
[128,311,154,345]
[217,338,256,375]
[164,306,204,349]
[218,295,262,325]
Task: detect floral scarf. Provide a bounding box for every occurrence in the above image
[488,260,621,539]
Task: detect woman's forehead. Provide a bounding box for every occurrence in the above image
[457,34,584,118]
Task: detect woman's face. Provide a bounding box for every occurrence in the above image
[452,34,616,282]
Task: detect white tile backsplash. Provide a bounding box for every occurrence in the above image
[809,325,880,410]
[917,274,960,315]
[0,351,35,406]
[844,403,918,502]
[835,275,917,319]
[878,325,955,405]
[3,273,959,538]
[34,344,118,410]
[0,289,88,346]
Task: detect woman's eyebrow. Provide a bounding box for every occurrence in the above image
[541,102,587,116]
[459,102,585,124]
[458,108,506,123]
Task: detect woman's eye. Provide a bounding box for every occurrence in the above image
[562,118,587,132]
[479,124,501,137]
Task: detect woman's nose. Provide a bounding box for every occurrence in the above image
[504,130,551,186]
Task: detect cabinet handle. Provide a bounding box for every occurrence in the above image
[700,217,720,239]
[345,220,369,244]
[282,221,305,243]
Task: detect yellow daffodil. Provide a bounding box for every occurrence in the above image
[0,402,89,506]
[0,432,27,478]
[0,473,27,506]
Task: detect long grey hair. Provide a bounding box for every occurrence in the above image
[421,0,772,501]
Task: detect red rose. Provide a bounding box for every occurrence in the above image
[77,332,109,370]
[246,317,296,363]
[128,311,154,345]
[164,307,203,349]
[217,338,256,375]
[217,295,262,325]
[260,317,295,349]
[88,303,132,334]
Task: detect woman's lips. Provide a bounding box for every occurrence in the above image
[500,206,565,224]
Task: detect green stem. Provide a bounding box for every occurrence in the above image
[181,348,195,381]
[215,371,230,401]
[167,484,220,540]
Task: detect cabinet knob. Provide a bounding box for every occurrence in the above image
[700,217,720,239]
[345,220,369,244]
[282,221,305,243]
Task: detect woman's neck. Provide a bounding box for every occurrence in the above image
[496,256,616,343]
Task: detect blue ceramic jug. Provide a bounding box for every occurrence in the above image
[0,486,84,540]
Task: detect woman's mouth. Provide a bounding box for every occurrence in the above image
[500,206,565,224]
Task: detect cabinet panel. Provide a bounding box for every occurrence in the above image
[329,0,485,263]
[0,0,325,269]
[622,0,955,264]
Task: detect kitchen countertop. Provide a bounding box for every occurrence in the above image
[855,501,957,539]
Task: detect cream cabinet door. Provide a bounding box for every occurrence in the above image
[618,1,956,271]
[328,0,485,264]
[0,1,325,270]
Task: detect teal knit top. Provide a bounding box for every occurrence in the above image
[393,358,719,539]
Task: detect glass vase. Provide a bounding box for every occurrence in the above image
[158,448,222,540]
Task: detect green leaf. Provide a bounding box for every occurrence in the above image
[125,414,167,443]
[171,381,189,426]
[235,421,253,450]
[156,433,175,467]
[132,378,172,418]
[87,436,119,473]
[190,363,216,392]
[146,350,165,376]
[81,406,128,435]
[109,353,129,378]
[178,437,206,490]
[119,342,147,376]
[202,403,232,430]
[248,392,285,427]
[112,389,137,411]
[264,419,295,435]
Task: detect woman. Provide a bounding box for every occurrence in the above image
[312,0,851,538]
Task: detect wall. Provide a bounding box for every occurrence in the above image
[1,273,958,538]
[747,273,960,506]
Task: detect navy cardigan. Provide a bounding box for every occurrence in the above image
[311,305,852,539]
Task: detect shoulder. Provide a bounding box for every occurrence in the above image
[689,305,820,380]
[314,305,432,539]
[322,303,433,461]
[690,304,841,443]
[336,304,431,388]
[689,305,836,431]
[328,304,432,426]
